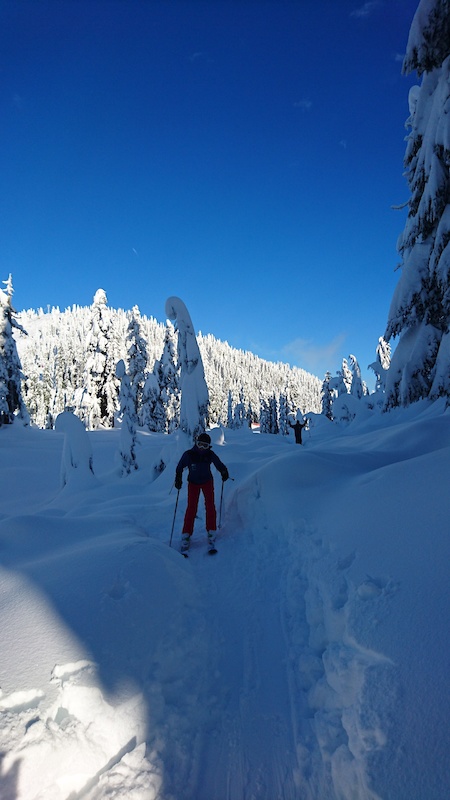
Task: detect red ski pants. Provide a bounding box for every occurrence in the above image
[182,480,217,535]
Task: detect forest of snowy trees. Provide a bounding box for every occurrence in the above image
[3,287,322,432]
[0,274,393,435]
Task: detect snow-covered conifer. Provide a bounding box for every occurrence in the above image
[55,410,96,487]
[403,0,450,76]
[259,397,270,433]
[229,387,246,429]
[0,372,9,424]
[329,365,348,398]
[341,358,353,394]
[226,390,234,429]
[126,305,148,420]
[369,337,391,393]
[140,370,166,432]
[267,394,279,435]
[153,321,180,432]
[321,371,334,420]
[116,359,138,474]
[165,296,209,438]
[385,0,450,407]
[83,289,119,428]
[278,393,290,435]
[349,354,364,399]
[0,276,29,425]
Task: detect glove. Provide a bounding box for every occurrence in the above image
[174,473,182,490]
[221,467,229,482]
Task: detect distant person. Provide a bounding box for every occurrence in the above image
[175,433,229,554]
[289,418,308,445]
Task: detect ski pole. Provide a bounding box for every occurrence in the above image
[218,481,224,529]
[169,488,180,547]
[218,478,234,529]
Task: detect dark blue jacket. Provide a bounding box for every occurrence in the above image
[176,446,227,485]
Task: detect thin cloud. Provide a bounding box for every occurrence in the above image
[350,2,381,19]
[188,51,214,65]
[281,333,347,377]
[293,99,312,111]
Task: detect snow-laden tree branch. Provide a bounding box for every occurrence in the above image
[385,0,450,407]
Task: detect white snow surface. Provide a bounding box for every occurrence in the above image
[0,402,449,800]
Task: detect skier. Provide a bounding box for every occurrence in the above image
[175,432,229,554]
[289,418,308,444]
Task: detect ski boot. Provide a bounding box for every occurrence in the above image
[181,533,191,557]
[207,531,217,554]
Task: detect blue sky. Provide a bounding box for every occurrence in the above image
[2,0,420,385]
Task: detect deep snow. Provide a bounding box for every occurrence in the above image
[0,401,449,800]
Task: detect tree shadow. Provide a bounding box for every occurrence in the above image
[0,753,21,800]
[0,508,211,799]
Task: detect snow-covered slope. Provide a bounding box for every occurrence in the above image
[0,402,449,799]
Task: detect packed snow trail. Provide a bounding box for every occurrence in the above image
[160,458,386,800]
[184,526,307,800]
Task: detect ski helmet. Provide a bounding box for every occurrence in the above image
[196,432,211,448]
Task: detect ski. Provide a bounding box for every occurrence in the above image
[179,533,217,556]
[180,547,217,557]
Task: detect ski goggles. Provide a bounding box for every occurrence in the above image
[196,440,210,449]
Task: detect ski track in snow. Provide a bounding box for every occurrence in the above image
[175,500,389,800]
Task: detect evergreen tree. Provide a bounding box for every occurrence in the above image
[349,354,364,399]
[369,337,391,394]
[82,289,118,428]
[226,390,234,429]
[140,371,166,432]
[0,276,29,425]
[116,359,138,474]
[341,358,353,394]
[321,371,334,420]
[278,393,289,435]
[154,321,180,432]
[328,365,349,398]
[165,296,209,438]
[385,0,450,406]
[230,387,246,429]
[0,352,9,424]
[259,397,270,433]
[126,305,148,420]
[268,394,279,434]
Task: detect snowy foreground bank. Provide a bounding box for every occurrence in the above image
[0,401,449,800]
